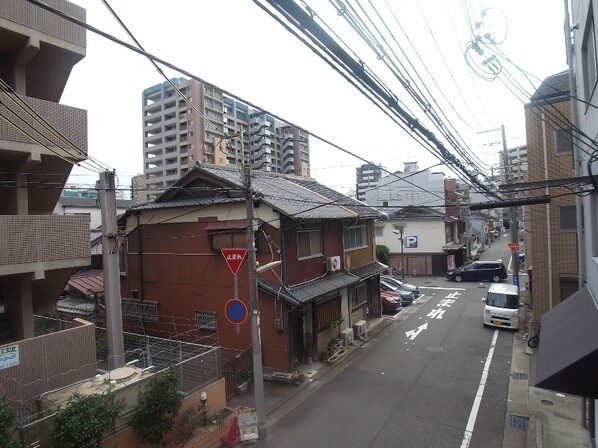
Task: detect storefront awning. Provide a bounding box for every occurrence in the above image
[535,286,598,399]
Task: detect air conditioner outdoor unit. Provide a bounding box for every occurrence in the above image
[326,256,341,272]
[341,328,354,346]
[353,320,367,339]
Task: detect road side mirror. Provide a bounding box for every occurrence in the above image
[481,297,486,302]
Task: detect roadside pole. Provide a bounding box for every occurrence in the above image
[98,170,125,370]
[502,125,520,288]
[242,136,267,438]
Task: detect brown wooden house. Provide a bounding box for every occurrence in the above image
[118,164,387,372]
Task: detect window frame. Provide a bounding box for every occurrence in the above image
[343,225,368,251]
[559,205,577,231]
[296,228,323,260]
[121,299,159,322]
[350,283,368,310]
[554,127,574,155]
[582,15,598,103]
[195,311,217,331]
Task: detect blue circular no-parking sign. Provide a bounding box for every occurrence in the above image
[225,299,248,325]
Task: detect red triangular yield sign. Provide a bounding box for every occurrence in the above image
[221,248,248,275]
[508,242,519,253]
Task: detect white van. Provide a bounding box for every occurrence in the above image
[482,283,520,329]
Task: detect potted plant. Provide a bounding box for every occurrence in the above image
[237,370,252,394]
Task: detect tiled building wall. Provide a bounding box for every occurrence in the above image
[0,321,97,420]
[525,99,578,320]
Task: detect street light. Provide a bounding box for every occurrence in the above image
[392,225,405,281]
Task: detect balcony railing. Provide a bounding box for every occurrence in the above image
[0,215,89,272]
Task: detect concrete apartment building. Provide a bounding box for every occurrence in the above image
[364,161,448,212]
[355,163,384,201]
[0,0,90,341]
[142,78,310,200]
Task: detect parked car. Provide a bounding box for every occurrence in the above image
[381,291,402,312]
[381,275,421,298]
[380,278,415,306]
[447,260,508,282]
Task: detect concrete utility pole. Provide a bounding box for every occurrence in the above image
[242,133,267,438]
[98,170,125,370]
[501,125,520,288]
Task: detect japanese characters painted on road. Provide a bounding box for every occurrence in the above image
[508,242,519,253]
[221,248,248,275]
[225,298,248,325]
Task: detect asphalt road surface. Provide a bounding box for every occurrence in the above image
[255,279,515,448]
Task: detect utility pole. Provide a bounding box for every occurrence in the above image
[98,170,125,370]
[501,125,520,288]
[241,132,267,438]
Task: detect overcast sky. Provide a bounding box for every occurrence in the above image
[61,0,568,197]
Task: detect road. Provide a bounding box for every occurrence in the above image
[255,241,518,448]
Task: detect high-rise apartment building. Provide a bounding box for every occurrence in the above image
[142,78,310,199]
[355,163,384,201]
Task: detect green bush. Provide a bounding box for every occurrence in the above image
[376,245,390,265]
[131,369,184,447]
[50,393,124,448]
[0,395,21,448]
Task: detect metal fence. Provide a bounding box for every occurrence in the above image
[12,315,221,448]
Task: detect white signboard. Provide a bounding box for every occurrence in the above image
[0,345,19,370]
[238,407,259,441]
[405,236,418,248]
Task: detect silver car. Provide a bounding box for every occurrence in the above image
[381,275,420,298]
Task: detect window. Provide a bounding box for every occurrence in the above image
[297,228,322,259]
[195,311,217,331]
[343,225,367,250]
[582,16,598,101]
[560,205,577,230]
[315,296,342,332]
[122,299,158,322]
[375,226,384,238]
[555,128,573,155]
[211,231,246,251]
[350,284,367,310]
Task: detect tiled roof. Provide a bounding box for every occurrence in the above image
[530,71,569,102]
[288,272,358,303]
[131,196,244,211]
[259,272,359,306]
[154,164,385,221]
[349,261,388,279]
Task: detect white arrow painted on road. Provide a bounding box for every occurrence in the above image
[405,322,428,340]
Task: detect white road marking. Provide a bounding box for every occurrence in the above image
[405,322,428,340]
[460,329,499,448]
[419,286,467,291]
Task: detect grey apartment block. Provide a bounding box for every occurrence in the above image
[356,163,384,202]
[142,78,310,200]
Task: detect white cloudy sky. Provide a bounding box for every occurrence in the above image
[61,0,568,196]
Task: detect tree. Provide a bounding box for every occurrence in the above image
[131,369,184,447]
[50,393,124,448]
[376,245,390,266]
[0,395,21,448]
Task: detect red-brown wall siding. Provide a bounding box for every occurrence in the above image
[121,221,290,368]
[281,219,344,285]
